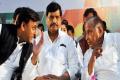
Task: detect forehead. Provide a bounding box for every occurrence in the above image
[68,30,73,34]
[84,23,94,31]
[87,13,94,18]
[61,25,66,28]
[47,10,61,16]
[26,20,37,27]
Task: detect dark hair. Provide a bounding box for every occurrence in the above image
[85,16,103,29]
[102,21,110,33]
[66,25,74,34]
[82,23,85,32]
[38,23,44,31]
[16,7,39,28]
[46,2,62,16]
[83,8,98,17]
[13,7,23,20]
[61,19,68,26]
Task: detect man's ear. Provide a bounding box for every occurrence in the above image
[96,23,104,33]
[98,25,104,38]
[99,25,104,34]
[21,22,25,31]
[95,23,104,38]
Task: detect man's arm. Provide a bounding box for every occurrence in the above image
[32,30,44,65]
[22,31,44,80]
[88,47,102,75]
[60,71,70,80]
[88,55,96,75]
[35,71,70,80]
[66,38,79,80]
[22,54,38,80]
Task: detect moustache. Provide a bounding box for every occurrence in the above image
[50,23,58,27]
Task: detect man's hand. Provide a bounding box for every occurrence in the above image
[44,71,70,80]
[88,47,102,75]
[92,47,102,59]
[44,74,60,80]
[32,30,44,65]
[34,72,70,80]
[34,75,59,80]
[34,76,50,80]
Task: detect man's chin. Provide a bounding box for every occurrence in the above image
[28,39,32,43]
[89,44,94,48]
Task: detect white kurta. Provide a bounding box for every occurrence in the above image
[76,42,84,73]
[81,32,120,80]
[0,24,23,80]
[22,30,79,80]
[0,43,23,80]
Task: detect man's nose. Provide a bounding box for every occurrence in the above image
[53,17,57,23]
[85,34,88,41]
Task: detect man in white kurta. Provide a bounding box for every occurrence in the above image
[22,30,79,80]
[82,32,120,80]
[22,2,79,80]
[81,16,120,80]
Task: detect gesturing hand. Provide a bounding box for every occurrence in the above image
[32,30,44,65]
[33,30,44,56]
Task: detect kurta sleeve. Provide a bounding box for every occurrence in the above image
[81,65,95,80]
[22,54,39,80]
[66,38,79,80]
[81,48,95,80]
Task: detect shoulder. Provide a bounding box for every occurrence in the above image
[59,30,75,47]
[105,32,120,40]
[59,30,72,40]
[0,24,17,41]
[1,24,17,35]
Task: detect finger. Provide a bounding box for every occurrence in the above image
[98,49,102,54]
[96,47,102,54]
[46,74,57,78]
[40,31,44,43]
[96,48,102,57]
[43,75,51,79]
[33,39,36,46]
[37,31,44,47]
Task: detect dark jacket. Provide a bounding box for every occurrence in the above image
[0,24,33,80]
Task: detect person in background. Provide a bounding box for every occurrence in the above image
[38,23,44,32]
[75,8,98,80]
[102,20,110,33]
[62,19,68,25]
[36,23,45,37]
[80,8,98,55]
[0,7,39,80]
[61,19,68,33]
[66,25,74,39]
[22,2,79,80]
[66,24,78,48]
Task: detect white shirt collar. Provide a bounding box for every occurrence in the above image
[46,30,62,43]
[17,37,26,46]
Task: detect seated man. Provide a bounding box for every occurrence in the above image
[22,2,79,80]
[0,7,39,80]
[81,16,120,80]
